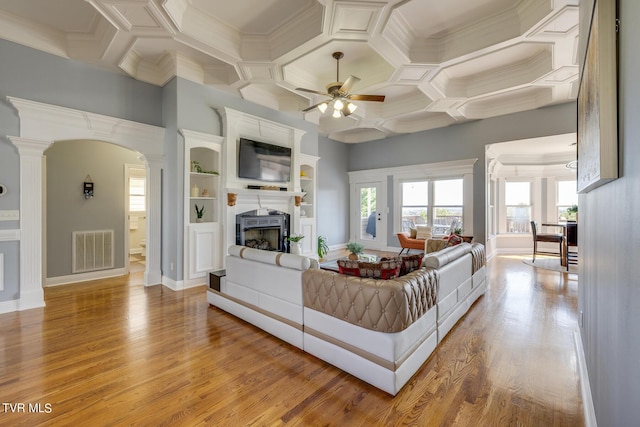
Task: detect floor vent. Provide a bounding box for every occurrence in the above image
[72,230,114,273]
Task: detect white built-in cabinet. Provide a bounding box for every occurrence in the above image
[298,153,319,257]
[182,130,223,286]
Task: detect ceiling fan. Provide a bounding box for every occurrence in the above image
[296,51,385,117]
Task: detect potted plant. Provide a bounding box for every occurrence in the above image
[288,233,305,254]
[194,204,205,222]
[317,235,329,261]
[346,241,364,260]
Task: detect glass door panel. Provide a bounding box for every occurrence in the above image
[353,183,386,249]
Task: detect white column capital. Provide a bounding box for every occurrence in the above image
[8,136,54,156]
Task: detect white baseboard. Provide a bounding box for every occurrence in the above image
[45,267,127,287]
[161,275,184,291]
[574,330,597,427]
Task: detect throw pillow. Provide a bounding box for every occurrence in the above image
[415,225,432,240]
[400,253,423,275]
[337,259,360,277]
[446,234,463,247]
[358,257,401,279]
[409,227,418,239]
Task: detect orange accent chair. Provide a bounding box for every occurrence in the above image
[396,232,425,254]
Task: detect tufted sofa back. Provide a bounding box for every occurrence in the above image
[302,267,438,333]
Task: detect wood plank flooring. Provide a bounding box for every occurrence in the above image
[0,255,583,426]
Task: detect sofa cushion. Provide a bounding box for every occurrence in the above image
[227,245,311,271]
[400,253,423,275]
[426,238,447,253]
[423,242,472,269]
[337,259,360,277]
[415,225,432,240]
[409,227,418,238]
[337,258,402,280]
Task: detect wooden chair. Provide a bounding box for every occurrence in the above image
[565,222,578,270]
[530,221,563,262]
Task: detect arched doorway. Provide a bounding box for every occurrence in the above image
[8,97,164,310]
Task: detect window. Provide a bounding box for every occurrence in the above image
[505,181,531,233]
[129,173,146,213]
[557,180,578,221]
[400,178,464,235]
[433,178,463,235]
[400,181,428,232]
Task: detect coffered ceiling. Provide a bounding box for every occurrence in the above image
[0,0,579,143]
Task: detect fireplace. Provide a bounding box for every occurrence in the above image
[236,210,290,252]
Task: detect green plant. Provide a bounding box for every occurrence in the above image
[317,235,329,259]
[191,160,219,175]
[287,233,305,243]
[452,227,464,236]
[191,160,203,173]
[567,204,578,214]
[346,241,364,255]
[194,204,205,218]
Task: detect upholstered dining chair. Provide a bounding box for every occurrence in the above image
[530,221,564,262]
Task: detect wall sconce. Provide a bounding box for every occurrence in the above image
[84,175,94,199]
[294,195,303,207]
[227,192,237,206]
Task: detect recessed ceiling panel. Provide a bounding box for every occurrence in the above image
[395,0,515,38]
[191,0,314,35]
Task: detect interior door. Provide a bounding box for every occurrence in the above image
[352,182,386,249]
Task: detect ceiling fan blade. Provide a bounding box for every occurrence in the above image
[302,101,328,112]
[348,94,385,102]
[339,75,360,94]
[295,87,330,96]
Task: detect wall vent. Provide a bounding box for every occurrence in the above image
[72,230,114,273]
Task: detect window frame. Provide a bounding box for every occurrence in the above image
[504,179,532,234]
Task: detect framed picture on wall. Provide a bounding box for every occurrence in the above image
[577,0,618,193]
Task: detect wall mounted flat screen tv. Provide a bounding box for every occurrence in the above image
[238,138,291,183]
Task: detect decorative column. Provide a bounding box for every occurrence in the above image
[143,154,163,286]
[8,136,53,310]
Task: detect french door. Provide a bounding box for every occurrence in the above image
[352,182,386,249]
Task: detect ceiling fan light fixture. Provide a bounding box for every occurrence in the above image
[333,99,344,110]
[317,102,328,113]
[332,109,341,118]
[347,102,357,114]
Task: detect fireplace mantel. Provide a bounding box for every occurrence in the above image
[219,108,312,258]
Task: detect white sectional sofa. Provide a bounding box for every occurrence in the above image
[207,243,486,395]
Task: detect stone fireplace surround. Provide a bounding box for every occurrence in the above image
[220,108,307,257]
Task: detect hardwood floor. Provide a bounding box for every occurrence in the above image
[0,255,583,426]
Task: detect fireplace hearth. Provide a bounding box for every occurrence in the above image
[236,210,290,252]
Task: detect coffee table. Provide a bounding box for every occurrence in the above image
[319,254,380,272]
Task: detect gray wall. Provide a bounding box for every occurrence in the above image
[0,39,162,302]
[317,136,350,247]
[347,102,577,246]
[579,0,640,425]
[45,140,143,278]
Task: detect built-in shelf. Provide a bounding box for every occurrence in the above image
[182,129,224,284]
